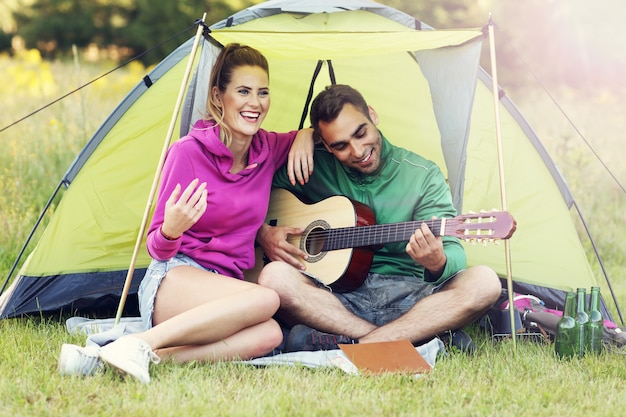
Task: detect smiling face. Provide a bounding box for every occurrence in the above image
[318,103,382,174]
[212,65,270,143]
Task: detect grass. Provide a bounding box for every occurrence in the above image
[1,318,625,417]
[1,50,625,416]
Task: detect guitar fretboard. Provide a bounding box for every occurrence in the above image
[312,219,450,251]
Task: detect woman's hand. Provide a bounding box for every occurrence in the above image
[160,179,207,239]
[288,128,314,185]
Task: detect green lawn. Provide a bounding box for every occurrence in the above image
[1,317,625,417]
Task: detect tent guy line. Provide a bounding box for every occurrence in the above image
[0,24,198,136]
[494,27,625,196]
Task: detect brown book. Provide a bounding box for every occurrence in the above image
[338,339,432,375]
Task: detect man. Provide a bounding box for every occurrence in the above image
[256,84,501,353]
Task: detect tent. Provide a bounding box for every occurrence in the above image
[0,0,618,321]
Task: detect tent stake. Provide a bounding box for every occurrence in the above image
[114,13,207,325]
[487,15,517,352]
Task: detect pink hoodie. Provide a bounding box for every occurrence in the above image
[146,119,296,279]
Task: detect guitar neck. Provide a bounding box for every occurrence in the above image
[321,219,446,251]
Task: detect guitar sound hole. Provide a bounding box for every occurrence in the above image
[300,220,330,264]
[305,226,326,256]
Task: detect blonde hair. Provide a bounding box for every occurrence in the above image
[206,43,270,147]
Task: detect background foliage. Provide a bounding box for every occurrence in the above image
[3,0,626,90]
[2,0,252,63]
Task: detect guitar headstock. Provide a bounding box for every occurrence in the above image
[449,211,517,242]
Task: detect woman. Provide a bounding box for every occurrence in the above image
[58,43,314,383]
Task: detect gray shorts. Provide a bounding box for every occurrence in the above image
[330,272,453,326]
[138,254,216,331]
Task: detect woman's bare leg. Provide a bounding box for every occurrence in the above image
[134,266,282,362]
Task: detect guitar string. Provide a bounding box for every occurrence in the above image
[302,217,501,250]
[305,219,452,250]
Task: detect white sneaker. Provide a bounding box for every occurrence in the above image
[99,336,160,384]
[57,344,103,376]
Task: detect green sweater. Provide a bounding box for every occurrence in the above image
[272,133,466,285]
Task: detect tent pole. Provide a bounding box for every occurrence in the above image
[487,16,517,352]
[114,13,207,325]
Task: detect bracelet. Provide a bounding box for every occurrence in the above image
[160,226,179,241]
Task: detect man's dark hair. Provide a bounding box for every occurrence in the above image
[309,84,370,142]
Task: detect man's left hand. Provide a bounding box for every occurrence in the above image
[405,221,446,277]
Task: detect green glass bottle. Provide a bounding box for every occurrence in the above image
[555,292,577,358]
[574,287,589,356]
[586,286,603,354]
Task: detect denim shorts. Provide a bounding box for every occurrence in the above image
[331,272,454,327]
[138,254,217,331]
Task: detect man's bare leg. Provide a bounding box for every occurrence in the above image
[259,263,500,344]
[359,265,501,344]
[257,261,377,339]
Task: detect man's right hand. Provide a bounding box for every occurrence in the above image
[256,223,308,270]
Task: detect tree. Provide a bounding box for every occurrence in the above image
[120,0,237,65]
[11,0,244,63]
[13,0,103,58]
[0,30,12,53]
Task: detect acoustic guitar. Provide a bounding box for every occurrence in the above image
[250,188,516,292]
